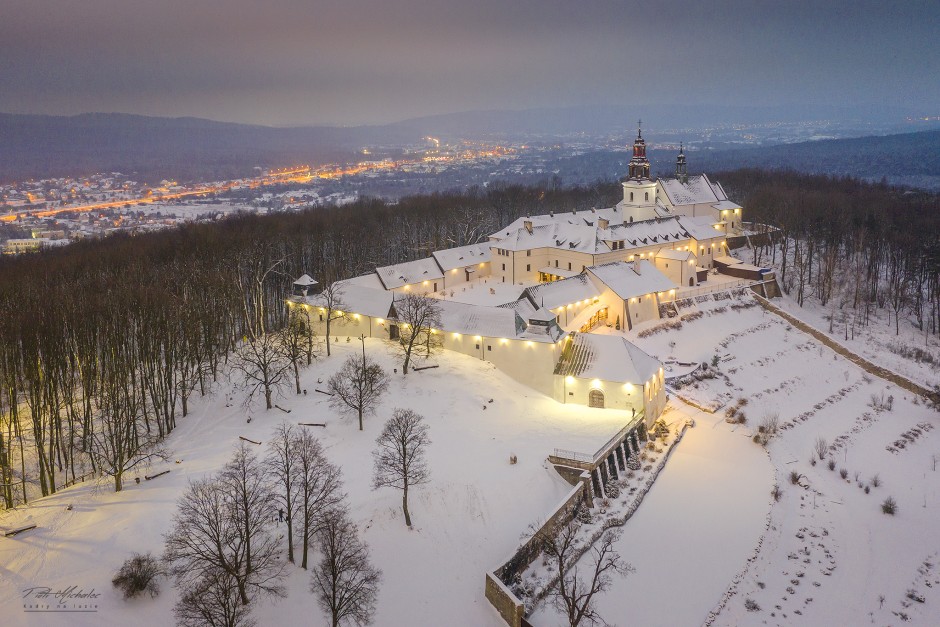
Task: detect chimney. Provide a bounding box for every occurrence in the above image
[633,259,642,275]
[598,217,609,230]
[523,220,533,234]
[571,208,576,215]
[549,210,554,217]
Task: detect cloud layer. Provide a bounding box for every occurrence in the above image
[1,0,937,125]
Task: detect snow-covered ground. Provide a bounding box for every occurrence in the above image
[535,293,940,625]
[531,399,773,627]
[2,289,937,627]
[770,290,938,390]
[0,339,630,626]
[730,248,939,390]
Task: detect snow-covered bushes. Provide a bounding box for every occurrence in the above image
[881,496,898,515]
[112,552,164,599]
[758,412,778,434]
[814,437,828,460]
[869,392,894,412]
[637,319,683,338]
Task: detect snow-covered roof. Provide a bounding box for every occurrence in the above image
[498,297,537,319]
[375,258,444,289]
[676,215,725,242]
[554,333,661,384]
[713,255,741,267]
[659,174,720,206]
[339,272,386,289]
[586,260,676,300]
[655,249,694,262]
[528,307,557,323]
[433,300,527,340]
[522,274,600,310]
[490,213,708,255]
[308,285,393,319]
[293,273,317,286]
[431,242,491,272]
[712,199,741,211]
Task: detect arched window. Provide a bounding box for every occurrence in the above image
[630,192,634,202]
[589,389,605,408]
[645,192,649,202]
[629,216,634,223]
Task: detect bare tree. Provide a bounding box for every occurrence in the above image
[391,294,442,375]
[91,374,168,492]
[372,409,431,527]
[537,522,633,627]
[266,423,299,563]
[317,281,348,357]
[164,445,285,607]
[279,307,316,394]
[292,430,345,569]
[175,570,255,627]
[328,346,389,431]
[231,332,291,410]
[311,508,382,627]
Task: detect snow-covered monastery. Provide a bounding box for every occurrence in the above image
[294,127,756,428]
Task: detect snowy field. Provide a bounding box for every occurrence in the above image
[533,293,940,625]
[771,290,939,390]
[0,339,630,627]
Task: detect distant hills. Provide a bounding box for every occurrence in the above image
[695,130,940,190]
[0,113,414,184]
[531,130,940,192]
[1,108,939,190]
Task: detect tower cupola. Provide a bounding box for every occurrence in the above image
[675,142,688,184]
[627,120,651,181]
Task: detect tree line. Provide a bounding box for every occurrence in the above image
[721,169,940,342]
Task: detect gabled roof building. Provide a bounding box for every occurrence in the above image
[290,124,748,425]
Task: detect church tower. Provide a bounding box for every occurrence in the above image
[628,123,651,180]
[675,142,688,184]
[621,121,658,223]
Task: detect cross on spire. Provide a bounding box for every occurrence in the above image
[637,118,642,138]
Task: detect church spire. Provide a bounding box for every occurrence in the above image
[675,141,688,184]
[628,120,650,180]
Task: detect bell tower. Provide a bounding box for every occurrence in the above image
[628,120,651,180]
[675,142,688,184]
[621,120,658,224]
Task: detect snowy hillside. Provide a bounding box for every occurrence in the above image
[1,339,629,626]
[534,295,940,625]
[2,292,937,627]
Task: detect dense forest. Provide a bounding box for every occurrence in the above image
[1,171,938,508]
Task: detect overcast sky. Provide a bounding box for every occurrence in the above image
[1,0,937,126]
